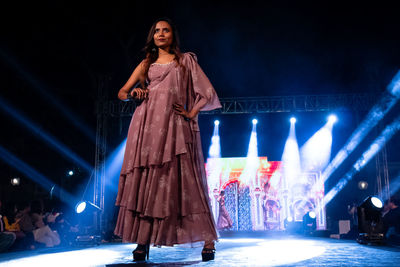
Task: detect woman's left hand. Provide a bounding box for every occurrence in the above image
[173,103,192,120]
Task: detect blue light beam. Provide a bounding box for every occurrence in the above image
[281,121,301,220]
[0,48,96,143]
[388,171,400,199]
[247,122,258,158]
[323,115,400,206]
[0,96,93,172]
[208,120,221,158]
[282,121,301,186]
[321,71,400,184]
[104,139,127,192]
[300,120,334,172]
[239,120,259,186]
[0,145,77,205]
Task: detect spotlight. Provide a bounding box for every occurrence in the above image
[75,201,86,214]
[370,196,383,209]
[328,114,337,124]
[68,170,74,176]
[284,216,294,230]
[252,119,258,125]
[303,211,317,235]
[290,117,296,123]
[284,216,302,233]
[357,196,385,244]
[74,200,102,247]
[358,181,368,190]
[214,120,220,126]
[11,177,20,186]
[75,200,101,214]
[309,211,316,219]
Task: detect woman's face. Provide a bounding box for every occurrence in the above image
[153,21,173,50]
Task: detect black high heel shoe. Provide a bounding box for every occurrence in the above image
[201,247,215,262]
[132,244,150,261]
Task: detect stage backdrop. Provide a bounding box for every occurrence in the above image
[205,157,326,231]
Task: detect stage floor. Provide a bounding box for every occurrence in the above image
[1,235,399,266]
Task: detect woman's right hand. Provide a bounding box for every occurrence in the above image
[131,88,149,100]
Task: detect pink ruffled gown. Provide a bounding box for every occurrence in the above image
[114,52,221,246]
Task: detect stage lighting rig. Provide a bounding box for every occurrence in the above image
[74,200,102,246]
[75,200,102,214]
[357,196,385,244]
[303,211,317,235]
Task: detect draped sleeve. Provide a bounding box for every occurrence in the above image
[183,52,222,112]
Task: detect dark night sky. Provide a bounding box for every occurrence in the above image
[1,1,400,208]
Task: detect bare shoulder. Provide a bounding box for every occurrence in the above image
[131,60,146,78]
[137,59,147,70]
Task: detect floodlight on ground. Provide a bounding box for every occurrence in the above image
[357,196,385,244]
[303,211,317,235]
[75,200,101,214]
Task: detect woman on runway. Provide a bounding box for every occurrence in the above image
[217,190,233,230]
[114,17,221,262]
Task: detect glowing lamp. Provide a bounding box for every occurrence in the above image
[75,201,86,214]
[308,211,316,219]
[11,177,20,186]
[290,117,296,123]
[328,114,337,124]
[252,119,258,125]
[75,201,102,214]
[371,197,383,209]
[214,120,220,126]
[358,181,368,190]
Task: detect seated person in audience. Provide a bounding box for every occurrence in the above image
[0,200,16,252]
[383,196,400,242]
[2,201,35,250]
[0,231,16,253]
[16,201,60,248]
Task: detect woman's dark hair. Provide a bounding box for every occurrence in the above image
[142,17,182,80]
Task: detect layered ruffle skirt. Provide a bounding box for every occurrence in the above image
[114,140,218,246]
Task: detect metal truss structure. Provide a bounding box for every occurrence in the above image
[101,93,376,117]
[94,91,389,232]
